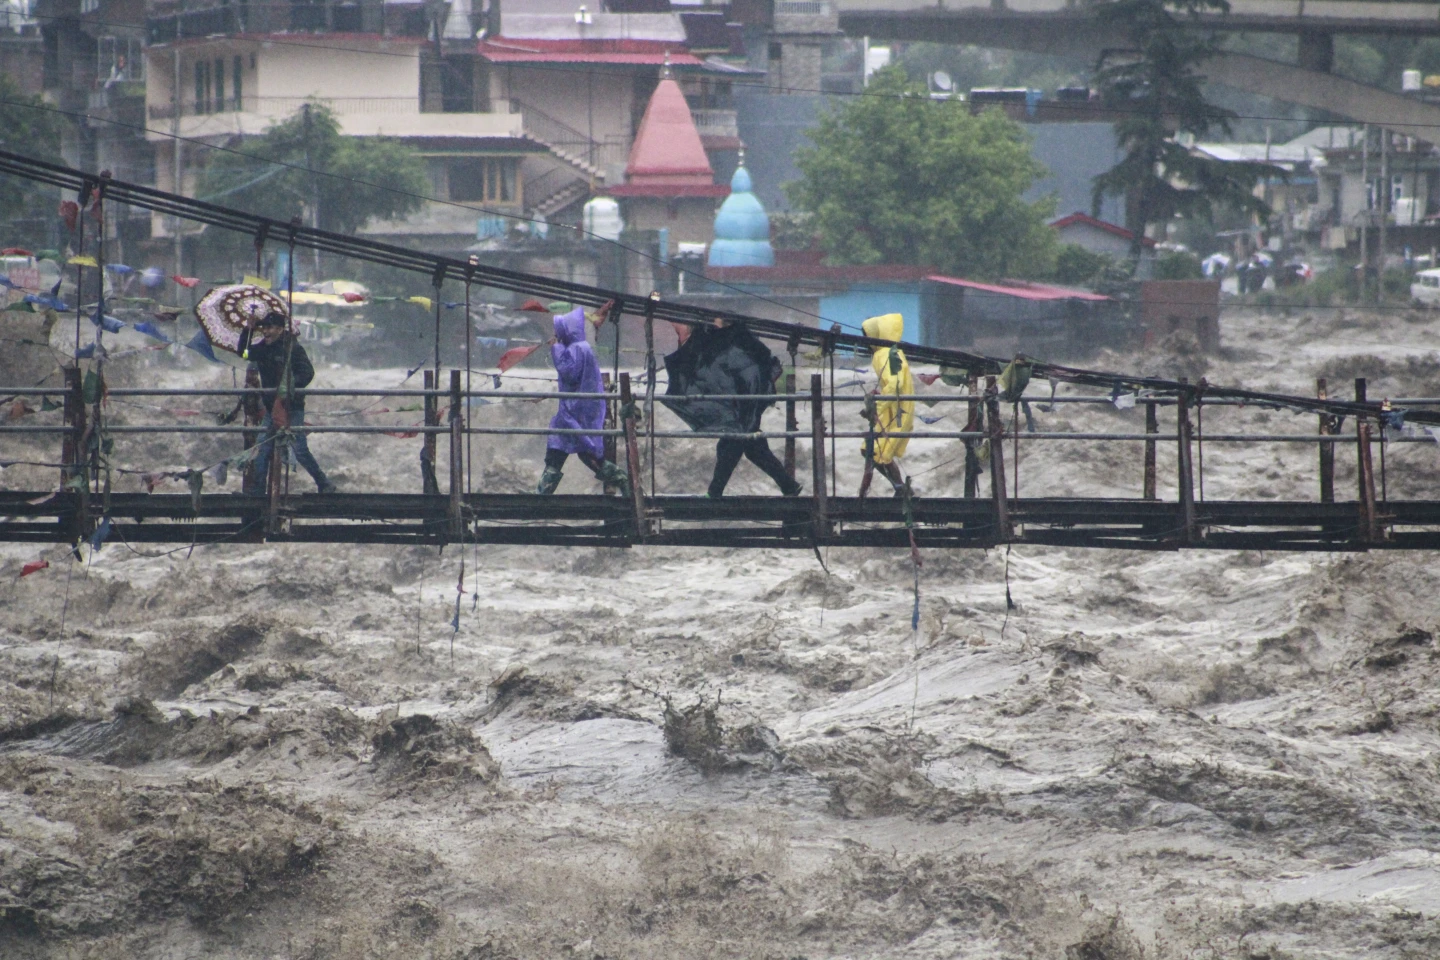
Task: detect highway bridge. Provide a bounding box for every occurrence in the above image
[833,0,1440,134]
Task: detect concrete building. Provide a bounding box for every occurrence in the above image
[1050,212,1154,259]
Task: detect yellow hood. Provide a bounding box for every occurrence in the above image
[861,313,904,342]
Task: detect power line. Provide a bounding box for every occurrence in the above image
[0,94,842,329]
[1,93,1425,318]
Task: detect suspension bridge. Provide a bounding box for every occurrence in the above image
[1,151,1437,553]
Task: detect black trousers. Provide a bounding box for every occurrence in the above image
[545,448,605,476]
[709,437,793,497]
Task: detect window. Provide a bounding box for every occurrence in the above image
[97,37,143,84]
[214,58,225,112]
[233,55,243,109]
[193,60,206,114]
[448,157,518,204]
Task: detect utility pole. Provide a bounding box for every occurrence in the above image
[172,47,182,285]
[302,102,321,278]
[1378,128,1389,304]
[1359,124,1369,302]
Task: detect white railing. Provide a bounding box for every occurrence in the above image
[692,108,739,138]
[149,95,424,121]
[776,0,831,14]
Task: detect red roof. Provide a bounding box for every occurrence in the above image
[1049,211,1157,248]
[926,275,1113,302]
[478,37,703,66]
[614,76,719,198]
[708,264,930,284]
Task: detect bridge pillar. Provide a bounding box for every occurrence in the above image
[1298,30,1334,74]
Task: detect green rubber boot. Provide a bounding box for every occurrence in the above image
[536,466,563,495]
[598,461,630,498]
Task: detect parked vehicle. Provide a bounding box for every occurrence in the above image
[1411,268,1440,306]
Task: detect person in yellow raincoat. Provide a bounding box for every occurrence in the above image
[859,312,915,495]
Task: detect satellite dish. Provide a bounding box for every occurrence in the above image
[932,71,953,92]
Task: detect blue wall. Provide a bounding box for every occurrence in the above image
[819,285,922,339]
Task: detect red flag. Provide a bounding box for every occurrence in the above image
[341,292,365,303]
[497,342,543,372]
[915,373,942,386]
[58,200,79,233]
[20,560,48,578]
[518,298,549,313]
[170,275,200,288]
[0,247,32,256]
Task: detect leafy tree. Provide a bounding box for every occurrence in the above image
[787,67,1058,279]
[1089,0,1271,263]
[1051,243,1114,286]
[198,103,427,235]
[0,74,67,235]
[1153,250,1204,279]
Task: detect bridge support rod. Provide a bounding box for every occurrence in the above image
[985,376,1011,543]
[810,373,830,540]
[620,373,648,541]
[1356,378,1379,544]
[1143,399,1158,500]
[421,370,440,496]
[1318,378,1335,503]
[1176,382,1197,544]
[61,366,88,545]
[449,369,464,539]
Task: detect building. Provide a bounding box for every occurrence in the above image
[920,276,1127,359]
[1051,212,1156,259]
[34,0,151,254]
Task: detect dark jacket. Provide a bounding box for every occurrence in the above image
[662,322,782,434]
[247,335,315,404]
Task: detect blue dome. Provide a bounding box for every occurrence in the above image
[708,162,774,268]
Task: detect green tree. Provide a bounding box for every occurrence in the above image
[0,74,67,234]
[1089,0,1271,263]
[787,67,1058,279]
[198,103,427,235]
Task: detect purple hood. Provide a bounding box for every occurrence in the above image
[553,307,587,346]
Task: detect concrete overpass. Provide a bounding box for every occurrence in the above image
[835,0,1440,135]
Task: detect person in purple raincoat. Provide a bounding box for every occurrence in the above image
[536,299,629,495]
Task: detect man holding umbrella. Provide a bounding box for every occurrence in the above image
[249,310,336,494]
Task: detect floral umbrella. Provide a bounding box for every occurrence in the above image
[195,284,295,356]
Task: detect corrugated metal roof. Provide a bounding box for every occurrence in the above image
[926,275,1112,302]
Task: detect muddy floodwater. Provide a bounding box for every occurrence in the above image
[3,306,1440,958]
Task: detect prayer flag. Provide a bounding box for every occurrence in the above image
[497,342,542,372]
[20,559,48,578]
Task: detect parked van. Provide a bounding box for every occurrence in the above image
[1412,268,1440,306]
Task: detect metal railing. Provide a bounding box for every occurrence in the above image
[692,108,739,138]
[2,367,1428,550]
[148,95,423,122]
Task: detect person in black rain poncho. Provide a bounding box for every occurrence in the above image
[662,317,802,498]
[247,310,335,493]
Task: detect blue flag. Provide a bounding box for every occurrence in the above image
[185,330,219,362]
[133,320,172,342]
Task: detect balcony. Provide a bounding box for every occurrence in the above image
[773,0,838,34]
[144,96,523,140]
[144,1,429,43]
[692,108,738,139]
